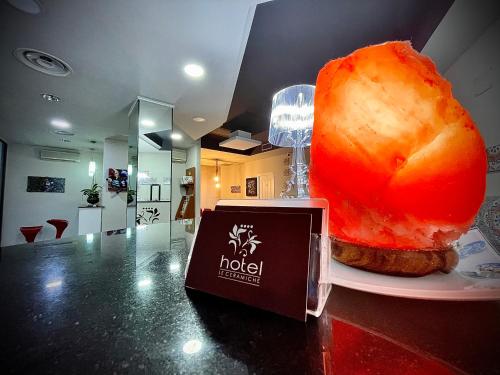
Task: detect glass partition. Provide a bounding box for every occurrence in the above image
[128,98,173,230]
[127,103,139,228]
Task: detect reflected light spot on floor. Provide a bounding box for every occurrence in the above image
[183,339,202,354]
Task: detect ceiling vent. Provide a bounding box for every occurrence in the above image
[219,130,261,151]
[172,148,187,164]
[40,149,80,162]
[13,48,72,77]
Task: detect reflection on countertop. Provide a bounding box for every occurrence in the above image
[137,200,171,203]
[0,222,499,374]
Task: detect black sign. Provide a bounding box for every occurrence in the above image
[185,210,312,321]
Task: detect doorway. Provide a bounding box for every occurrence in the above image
[258,172,274,199]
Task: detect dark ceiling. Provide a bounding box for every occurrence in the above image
[222,0,454,135]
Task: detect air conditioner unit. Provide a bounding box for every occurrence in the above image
[172,148,187,163]
[40,149,81,163]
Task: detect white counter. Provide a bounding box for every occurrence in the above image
[78,207,103,235]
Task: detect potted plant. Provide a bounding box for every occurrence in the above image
[81,183,102,206]
[127,188,136,204]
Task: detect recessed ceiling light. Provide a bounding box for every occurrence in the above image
[50,119,71,129]
[41,93,61,102]
[7,0,41,15]
[192,117,206,122]
[184,64,204,78]
[141,119,155,127]
[171,133,182,140]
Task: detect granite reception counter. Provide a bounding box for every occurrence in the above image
[0,223,498,374]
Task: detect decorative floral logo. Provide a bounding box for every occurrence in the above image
[136,207,160,225]
[228,224,262,257]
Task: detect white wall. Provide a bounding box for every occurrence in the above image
[200,165,220,210]
[101,138,128,231]
[220,163,243,199]
[137,151,171,202]
[135,150,172,225]
[445,17,500,196]
[1,144,103,246]
[219,148,292,200]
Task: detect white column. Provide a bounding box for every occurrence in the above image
[101,138,128,231]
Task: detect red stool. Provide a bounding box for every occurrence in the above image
[20,226,43,243]
[46,219,68,239]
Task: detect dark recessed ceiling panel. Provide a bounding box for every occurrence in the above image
[226,0,454,134]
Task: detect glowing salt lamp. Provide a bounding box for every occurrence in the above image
[310,41,486,275]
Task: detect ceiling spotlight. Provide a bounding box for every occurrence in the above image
[141,119,155,127]
[41,93,60,102]
[184,64,204,78]
[192,117,206,122]
[50,119,71,129]
[171,133,182,140]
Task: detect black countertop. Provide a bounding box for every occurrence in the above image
[1,223,499,374]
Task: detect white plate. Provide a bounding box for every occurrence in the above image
[329,229,500,301]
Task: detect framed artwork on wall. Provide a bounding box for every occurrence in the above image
[245,177,258,197]
[27,176,65,193]
[107,168,128,192]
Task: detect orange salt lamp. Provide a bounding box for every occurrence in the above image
[310,41,487,276]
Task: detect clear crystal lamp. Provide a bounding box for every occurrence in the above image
[269,84,315,198]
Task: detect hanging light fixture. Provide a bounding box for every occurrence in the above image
[88,148,96,178]
[214,159,219,182]
[214,159,220,188]
[88,161,96,177]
